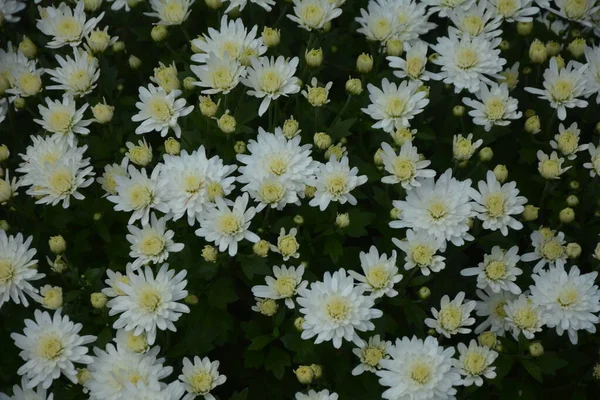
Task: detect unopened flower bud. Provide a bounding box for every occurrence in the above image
[293,215,304,225]
[0,145,9,162]
[295,366,314,384]
[525,115,541,134]
[112,41,125,52]
[418,286,431,300]
[566,195,579,207]
[282,116,300,138]
[14,98,26,110]
[0,220,9,231]
[478,331,497,348]
[545,41,561,56]
[90,292,108,309]
[374,148,384,166]
[205,0,223,9]
[217,112,236,133]
[294,317,305,331]
[314,132,332,149]
[335,213,350,228]
[356,53,373,73]
[19,36,37,59]
[493,165,508,183]
[565,243,581,258]
[390,207,402,220]
[262,27,280,47]
[256,298,278,316]
[452,105,465,117]
[164,138,180,155]
[310,364,323,379]
[568,38,586,58]
[305,48,323,68]
[529,342,544,357]
[522,205,539,221]
[524,109,536,118]
[234,141,246,154]
[199,96,218,117]
[128,55,142,69]
[529,39,547,63]
[92,101,114,124]
[479,147,493,162]
[77,369,92,386]
[517,21,533,36]
[184,294,199,305]
[202,245,218,262]
[499,40,510,51]
[386,39,403,56]
[41,285,63,310]
[345,77,363,95]
[569,180,580,190]
[253,240,270,257]
[49,235,67,254]
[559,207,575,223]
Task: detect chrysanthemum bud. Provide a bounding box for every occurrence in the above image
[374,148,384,166]
[427,328,437,336]
[345,77,363,95]
[322,21,332,32]
[252,240,270,258]
[593,364,600,380]
[545,41,561,56]
[566,243,581,258]
[479,147,493,162]
[517,21,533,35]
[0,145,9,162]
[41,285,63,310]
[151,26,167,44]
[77,369,92,386]
[493,165,508,183]
[310,364,323,379]
[524,109,536,118]
[128,55,142,69]
[262,27,280,47]
[217,112,236,133]
[559,207,575,223]
[568,38,586,58]
[554,55,565,70]
[418,286,431,300]
[522,205,539,221]
[112,41,125,52]
[164,138,181,155]
[522,66,532,75]
[234,141,246,154]
[313,132,332,149]
[49,255,67,273]
[386,39,403,56]
[306,86,329,107]
[19,36,37,59]
[524,115,541,134]
[205,0,223,9]
[202,245,218,262]
[93,212,103,221]
[282,116,300,138]
[294,317,305,331]
[0,220,9,231]
[528,342,544,357]
[153,62,180,92]
[190,36,205,53]
[14,98,26,110]
[199,96,218,117]
[325,143,346,160]
[49,235,67,254]
[452,105,465,117]
[91,292,108,309]
[499,40,510,51]
[293,215,304,225]
[0,179,9,203]
[569,180,580,190]
[390,207,402,220]
[335,213,350,228]
[125,331,148,353]
[529,39,547,63]
[256,298,278,316]
[84,0,103,11]
[305,48,323,68]
[184,294,199,305]
[182,76,196,91]
[392,127,414,146]
[566,195,579,207]
[127,143,152,167]
[478,331,497,348]
[295,366,314,384]
[356,53,373,73]
[92,101,114,124]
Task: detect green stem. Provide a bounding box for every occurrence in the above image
[330,96,351,128]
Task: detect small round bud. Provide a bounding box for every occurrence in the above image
[153,62,180,92]
[356,53,373,73]
[417,286,431,300]
[390,207,402,220]
[322,21,332,32]
[92,102,114,124]
[127,141,152,167]
[295,366,314,385]
[41,285,63,310]
[569,180,580,190]
[386,39,403,56]
[164,138,181,155]
[183,76,196,91]
[293,215,304,225]
[306,86,329,107]
[529,39,547,63]
[427,328,437,336]
[202,245,218,262]
[335,213,350,228]
[559,207,575,223]
[499,40,510,51]
[479,147,493,162]
[345,77,363,95]
[0,145,9,162]
[282,116,300,138]
[452,105,465,117]
[217,113,236,133]
[0,179,9,203]
[493,165,508,183]
[294,317,305,331]
[305,185,316,198]
[49,235,67,254]
[184,294,199,305]
[19,36,37,59]
[528,342,544,358]
[565,243,581,259]
[262,27,280,47]
[313,132,332,149]
[256,298,278,316]
[112,41,125,52]
[522,66,532,75]
[568,38,586,58]
[0,220,9,231]
[517,21,533,36]
[545,41,561,56]
[566,195,579,207]
[305,48,323,68]
[14,98,26,110]
[128,55,142,69]
[77,369,92,386]
[151,25,168,42]
[310,364,323,379]
[478,331,497,348]
[234,141,246,154]
[84,0,103,11]
[524,115,541,134]
[90,292,108,309]
[494,342,504,352]
[253,240,270,258]
[325,143,346,160]
[554,55,565,70]
[522,205,539,222]
[199,96,218,117]
[374,148,384,166]
[392,127,414,146]
[93,212,102,221]
[524,109,536,118]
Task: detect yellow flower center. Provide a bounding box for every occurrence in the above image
[301,4,325,26]
[372,18,392,40]
[140,234,165,256]
[274,276,297,297]
[138,286,162,312]
[56,16,82,39]
[190,370,213,394]
[278,236,299,257]
[412,245,433,266]
[163,1,186,23]
[557,287,579,308]
[485,97,506,120]
[454,138,474,160]
[129,184,153,209]
[463,351,486,375]
[326,297,350,322]
[541,241,564,261]
[325,175,347,196]
[540,159,560,178]
[462,15,485,36]
[564,0,587,19]
[550,79,574,102]
[366,265,389,289]
[261,70,282,93]
[148,97,172,121]
[183,174,204,194]
[127,372,147,385]
[485,193,505,217]
[363,346,384,367]
[240,48,257,66]
[0,260,14,284]
[37,335,63,360]
[41,151,60,166]
[49,168,73,194]
[217,214,241,235]
[439,306,462,331]
[48,110,72,133]
[485,260,506,280]
[456,48,478,69]
[493,300,507,318]
[18,73,42,96]
[557,131,578,154]
[206,182,224,201]
[67,68,91,91]
[126,332,147,352]
[406,56,424,79]
[385,97,406,117]
[221,40,239,58]
[267,156,288,176]
[259,182,284,204]
[497,0,518,17]
[513,306,538,329]
[410,362,432,385]
[211,66,234,90]
[393,158,415,181]
[428,201,447,220]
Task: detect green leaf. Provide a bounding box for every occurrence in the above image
[244,350,264,369]
[521,359,543,383]
[248,335,275,351]
[230,388,249,400]
[345,210,375,238]
[239,255,270,280]
[536,353,568,375]
[206,277,238,309]
[324,237,344,263]
[265,346,291,380]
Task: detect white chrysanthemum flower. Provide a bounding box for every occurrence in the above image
[452,133,482,161]
[252,264,307,309]
[243,56,301,116]
[309,156,368,211]
[536,150,571,180]
[107,264,190,345]
[17,134,85,182]
[11,309,96,389]
[46,48,100,97]
[379,141,435,189]
[125,139,153,167]
[474,288,516,335]
[301,77,332,107]
[297,269,383,349]
[34,96,92,147]
[422,0,475,17]
[107,0,146,12]
[431,31,505,94]
[102,264,136,298]
[584,143,600,177]
[195,193,260,256]
[393,229,446,276]
[179,356,226,400]
[87,343,172,400]
[97,158,129,197]
[132,84,194,138]
[362,78,429,133]
[114,329,150,354]
[85,26,119,54]
[461,246,523,294]
[36,1,104,48]
[525,57,588,120]
[127,213,184,270]
[145,0,194,25]
[377,336,461,400]
[0,0,25,23]
[191,53,245,96]
[356,0,397,44]
[0,377,54,400]
[159,147,237,225]
[295,390,339,400]
[498,61,520,90]
[489,0,539,22]
[530,264,600,344]
[108,165,169,226]
[4,56,44,100]
[122,381,185,400]
[448,1,503,39]
[551,0,599,26]
[504,294,545,339]
[245,175,299,212]
[0,99,7,125]
[462,82,522,131]
[454,340,498,387]
[469,170,527,235]
[550,122,589,160]
[390,169,474,250]
[223,0,275,13]
[351,335,392,376]
[389,0,436,44]
[425,292,477,338]
[387,41,438,82]
[190,15,267,65]
[348,246,402,299]
[287,0,342,31]
[585,45,600,103]
[521,228,567,273]
[0,231,43,309]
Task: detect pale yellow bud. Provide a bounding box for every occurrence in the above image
[566,242,581,258]
[112,41,125,52]
[386,39,403,56]
[554,55,565,70]
[256,298,278,316]
[86,29,112,54]
[567,38,586,58]
[41,285,63,310]
[199,96,218,117]
[418,286,431,300]
[305,48,323,68]
[262,27,280,47]
[234,141,246,154]
[356,53,373,73]
[593,364,600,380]
[499,40,510,51]
[478,331,497,348]
[205,0,223,9]
[282,116,300,138]
[545,41,561,56]
[374,148,384,166]
[128,143,152,167]
[153,63,180,92]
[0,180,8,202]
[528,342,544,357]
[295,366,314,384]
[202,245,218,262]
[392,127,414,146]
[306,86,329,107]
[125,331,148,353]
[293,215,304,225]
[479,147,493,162]
[184,294,199,305]
[90,292,108,309]
[252,240,269,257]
[92,102,114,124]
[50,255,67,273]
[522,205,539,221]
[452,105,465,117]
[0,145,9,162]
[49,235,67,254]
[390,207,402,220]
[564,195,578,207]
[310,364,323,379]
[529,39,547,63]
[294,317,305,331]
[304,185,316,198]
[335,213,350,228]
[183,76,196,91]
[559,207,575,223]
[77,369,92,386]
[517,21,533,35]
[217,113,236,133]
[524,109,536,118]
[324,143,346,160]
[0,220,9,231]
[19,36,37,59]
[314,132,332,149]
[14,98,26,110]
[128,55,142,69]
[345,77,363,95]
[525,115,541,134]
[164,138,181,155]
[151,25,168,42]
[84,0,103,11]
[493,165,508,183]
